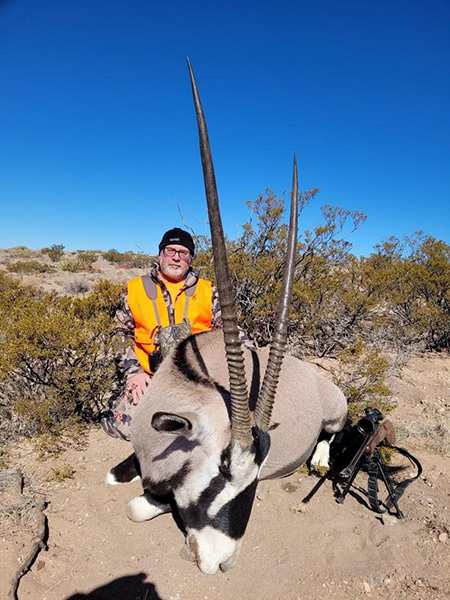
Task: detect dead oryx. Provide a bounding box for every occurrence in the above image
[107,59,347,575]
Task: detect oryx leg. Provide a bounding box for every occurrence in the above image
[127,491,171,522]
[106,452,141,485]
[311,414,347,468]
[310,433,335,468]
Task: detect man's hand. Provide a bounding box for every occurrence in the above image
[125,372,151,405]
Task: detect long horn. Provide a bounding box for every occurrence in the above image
[253,156,299,431]
[187,57,252,447]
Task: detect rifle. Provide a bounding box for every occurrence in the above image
[303,408,422,518]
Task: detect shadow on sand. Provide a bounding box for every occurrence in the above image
[64,572,162,600]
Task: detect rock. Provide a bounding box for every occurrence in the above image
[363,581,371,593]
[383,515,399,526]
[438,532,448,543]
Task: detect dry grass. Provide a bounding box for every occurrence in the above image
[396,417,450,453]
[0,469,46,537]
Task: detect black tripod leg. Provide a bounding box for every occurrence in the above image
[374,456,404,519]
[335,459,363,504]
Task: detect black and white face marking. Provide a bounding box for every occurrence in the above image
[176,427,271,575]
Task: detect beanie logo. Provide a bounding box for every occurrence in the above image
[170,237,180,242]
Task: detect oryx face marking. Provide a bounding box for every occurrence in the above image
[174,429,270,574]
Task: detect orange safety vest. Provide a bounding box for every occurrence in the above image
[127,275,213,373]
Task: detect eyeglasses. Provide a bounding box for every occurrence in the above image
[162,247,191,259]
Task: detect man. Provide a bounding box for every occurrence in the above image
[101,227,221,440]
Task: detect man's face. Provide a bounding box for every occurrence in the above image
[159,244,193,282]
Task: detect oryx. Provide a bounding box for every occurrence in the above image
[107,59,347,575]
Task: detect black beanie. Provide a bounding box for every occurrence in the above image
[158,228,195,255]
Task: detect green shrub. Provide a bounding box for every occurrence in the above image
[60,251,99,272]
[327,341,394,420]
[41,244,65,262]
[59,259,85,272]
[0,279,124,443]
[7,260,55,274]
[102,249,122,263]
[75,250,99,269]
[7,247,42,259]
[102,249,154,269]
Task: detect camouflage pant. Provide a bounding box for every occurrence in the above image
[101,390,138,442]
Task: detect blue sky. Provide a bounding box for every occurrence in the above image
[1,0,449,257]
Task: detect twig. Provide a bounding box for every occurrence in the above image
[7,498,47,600]
[40,578,66,599]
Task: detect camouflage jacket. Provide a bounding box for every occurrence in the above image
[115,263,222,379]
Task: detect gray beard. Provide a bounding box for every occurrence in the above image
[161,264,189,280]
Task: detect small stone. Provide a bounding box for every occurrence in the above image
[290,503,308,513]
[363,581,371,593]
[438,532,448,543]
[384,578,393,588]
[384,515,399,526]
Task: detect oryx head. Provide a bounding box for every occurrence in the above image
[178,58,299,574]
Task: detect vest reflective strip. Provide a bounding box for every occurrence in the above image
[127,276,213,373]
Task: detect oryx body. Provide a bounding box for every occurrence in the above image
[112,328,346,575]
[133,329,346,484]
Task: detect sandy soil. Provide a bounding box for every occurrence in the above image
[1,354,449,600]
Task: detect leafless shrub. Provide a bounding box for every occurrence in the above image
[64,278,91,295]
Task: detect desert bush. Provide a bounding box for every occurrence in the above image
[361,235,450,352]
[59,259,86,272]
[64,279,91,295]
[196,190,449,412]
[6,246,42,259]
[0,279,124,444]
[75,250,99,268]
[41,243,65,262]
[7,260,55,274]
[59,252,98,273]
[332,340,394,419]
[102,249,154,269]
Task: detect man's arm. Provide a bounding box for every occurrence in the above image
[115,292,150,404]
[210,283,253,347]
[211,283,222,329]
[115,292,143,378]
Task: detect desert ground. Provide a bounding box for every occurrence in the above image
[0,251,449,600]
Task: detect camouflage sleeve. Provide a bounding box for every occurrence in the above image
[211,284,222,329]
[210,283,254,347]
[115,291,144,379]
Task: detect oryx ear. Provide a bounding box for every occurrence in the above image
[151,411,207,439]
